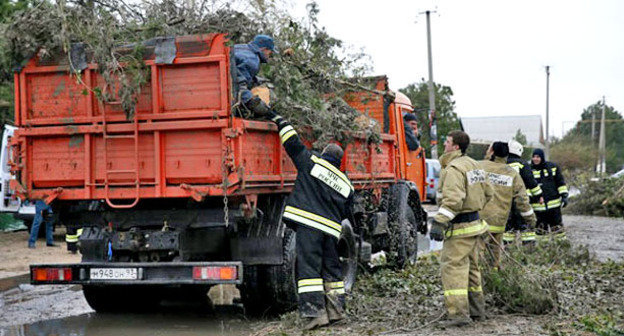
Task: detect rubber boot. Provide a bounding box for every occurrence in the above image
[302,311,330,330]
[468,291,486,321]
[324,284,346,323]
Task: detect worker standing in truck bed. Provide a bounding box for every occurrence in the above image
[233,34,275,116]
[258,108,354,330]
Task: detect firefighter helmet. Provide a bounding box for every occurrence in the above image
[508,139,524,156]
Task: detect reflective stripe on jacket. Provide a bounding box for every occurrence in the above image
[271,114,354,238]
[531,161,567,211]
[434,150,492,238]
[507,155,542,198]
[479,157,535,233]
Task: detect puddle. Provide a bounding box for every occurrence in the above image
[0,310,256,336]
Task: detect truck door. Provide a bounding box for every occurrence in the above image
[401,120,427,201]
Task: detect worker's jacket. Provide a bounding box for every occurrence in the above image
[271,114,354,239]
[434,150,492,238]
[531,161,568,211]
[507,154,542,200]
[479,157,536,234]
[233,42,268,102]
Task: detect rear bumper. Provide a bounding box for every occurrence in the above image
[30,261,243,286]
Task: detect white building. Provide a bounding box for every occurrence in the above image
[460,115,545,148]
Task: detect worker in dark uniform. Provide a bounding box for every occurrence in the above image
[402,113,420,151]
[531,148,568,239]
[65,227,83,254]
[504,140,543,244]
[233,35,275,115]
[260,110,354,330]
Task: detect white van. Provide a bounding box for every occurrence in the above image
[1,125,35,226]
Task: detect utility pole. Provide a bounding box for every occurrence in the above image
[424,10,438,159]
[598,96,607,175]
[591,108,596,142]
[545,66,550,159]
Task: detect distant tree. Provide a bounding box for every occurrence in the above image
[399,80,460,157]
[1,0,38,125]
[554,101,624,173]
[550,135,595,172]
[513,129,527,145]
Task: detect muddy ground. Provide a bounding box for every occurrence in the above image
[0,228,80,278]
[0,214,623,335]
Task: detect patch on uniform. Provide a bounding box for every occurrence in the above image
[487,172,513,187]
[311,164,351,197]
[466,169,486,185]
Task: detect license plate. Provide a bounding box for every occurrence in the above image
[90,268,138,280]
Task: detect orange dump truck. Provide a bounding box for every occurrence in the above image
[12,34,427,313]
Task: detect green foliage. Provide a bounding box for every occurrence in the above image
[0,0,38,123]
[550,134,596,173]
[1,0,376,144]
[513,128,528,145]
[575,314,624,336]
[566,175,624,217]
[399,81,460,157]
[465,142,488,160]
[482,238,592,315]
[561,101,624,173]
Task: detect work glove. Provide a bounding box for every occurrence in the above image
[561,195,568,208]
[247,95,270,117]
[429,219,447,242]
[282,48,294,57]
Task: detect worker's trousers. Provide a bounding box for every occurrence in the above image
[441,234,485,319]
[484,232,503,269]
[505,205,536,244]
[65,227,83,252]
[536,207,563,235]
[295,225,344,318]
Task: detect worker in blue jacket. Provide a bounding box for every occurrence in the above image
[233,35,275,113]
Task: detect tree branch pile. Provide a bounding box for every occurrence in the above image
[2,0,380,147]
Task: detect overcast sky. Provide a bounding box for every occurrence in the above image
[291,0,624,139]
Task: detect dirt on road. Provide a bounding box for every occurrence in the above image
[564,215,624,261]
[0,229,80,278]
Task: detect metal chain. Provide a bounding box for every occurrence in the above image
[222,146,229,227]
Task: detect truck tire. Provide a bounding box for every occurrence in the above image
[83,285,160,312]
[338,220,358,292]
[240,228,298,316]
[256,228,298,315]
[388,184,421,268]
[241,223,359,316]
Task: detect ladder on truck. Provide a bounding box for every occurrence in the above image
[100,101,141,209]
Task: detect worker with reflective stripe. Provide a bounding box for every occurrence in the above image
[504,140,542,244]
[65,227,83,254]
[430,130,492,327]
[531,149,568,238]
[262,110,354,330]
[479,142,536,269]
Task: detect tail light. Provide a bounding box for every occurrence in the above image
[430,184,434,188]
[32,267,72,282]
[193,266,237,281]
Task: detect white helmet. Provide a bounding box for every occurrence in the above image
[508,139,524,156]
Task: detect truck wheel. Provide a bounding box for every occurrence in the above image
[338,220,358,292]
[83,285,160,312]
[240,228,297,316]
[388,184,420,268]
